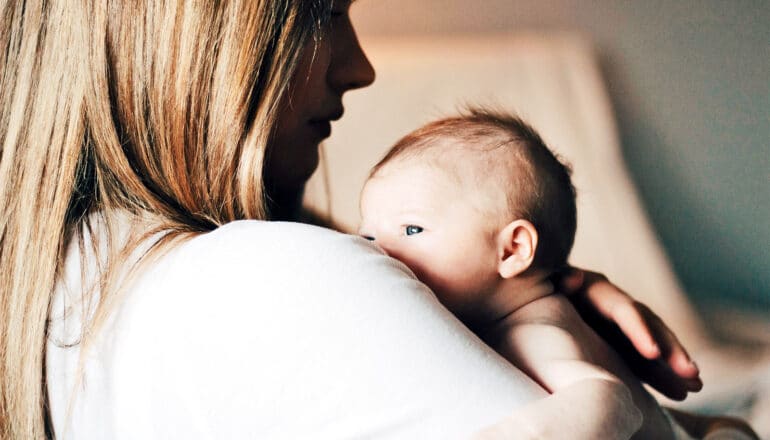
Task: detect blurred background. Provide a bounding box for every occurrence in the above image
[349,0,769,326]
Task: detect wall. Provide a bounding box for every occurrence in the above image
[351,0,770,310]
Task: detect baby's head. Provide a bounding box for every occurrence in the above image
[359,108,576,323]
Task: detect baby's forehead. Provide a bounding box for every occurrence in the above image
[369,157,459,192]
[370,145,522,215]
[376,140,523,187]
[361,161,459,218]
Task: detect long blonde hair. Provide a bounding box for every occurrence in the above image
[0,0,332,437]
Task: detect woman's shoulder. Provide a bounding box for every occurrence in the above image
[51,221,543,439]
[167,220,410,282]
[190,219,371,255]
[85,221,446,436]
[112,220,429,369]
[180,220,376,260]
[130,219,417,314]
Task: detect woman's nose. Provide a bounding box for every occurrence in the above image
[328,22,376,93]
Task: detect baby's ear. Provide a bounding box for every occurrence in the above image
[497,219,538,279]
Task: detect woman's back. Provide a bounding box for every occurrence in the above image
[47,218,545,438]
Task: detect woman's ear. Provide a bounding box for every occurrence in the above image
[497,219,538,279]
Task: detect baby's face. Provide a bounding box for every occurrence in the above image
[359,163,501,320]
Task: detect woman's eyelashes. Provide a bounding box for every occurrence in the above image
[404,225,423,236]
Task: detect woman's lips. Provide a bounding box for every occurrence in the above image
[309,109,343,140]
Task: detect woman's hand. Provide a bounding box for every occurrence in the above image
[558,267,703,400]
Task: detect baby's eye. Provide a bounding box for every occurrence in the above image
[362,235,375,241]
[404,225,424,236]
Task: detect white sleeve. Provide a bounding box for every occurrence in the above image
[65,221,547,439]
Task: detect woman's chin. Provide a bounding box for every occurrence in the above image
[265,165,318,219]
[266,147,320,186]
[293,154,320,186]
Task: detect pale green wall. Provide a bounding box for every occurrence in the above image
[352,0,770,310]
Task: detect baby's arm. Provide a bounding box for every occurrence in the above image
[491,297,676,439]
[496,320,621,392]
[473,377,642,439]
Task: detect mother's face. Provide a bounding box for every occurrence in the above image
[266,1,375,198]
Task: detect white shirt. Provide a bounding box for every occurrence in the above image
[47,220,545,439]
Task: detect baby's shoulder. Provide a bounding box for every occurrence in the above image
[499,293,609,361]
[511,293,581,328]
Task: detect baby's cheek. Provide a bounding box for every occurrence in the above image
[390,254,454,298]
[420,260,491,313]
[441,247,498,302]
[386,240,493,316]
[383,246,441,289]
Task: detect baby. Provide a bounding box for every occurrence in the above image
[359,109,680,439]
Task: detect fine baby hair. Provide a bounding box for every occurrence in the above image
[371,107,577,273]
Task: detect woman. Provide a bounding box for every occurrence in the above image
[1,0,703,438]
